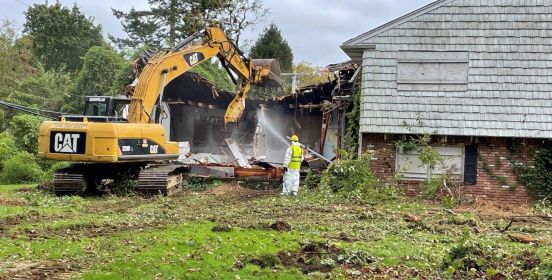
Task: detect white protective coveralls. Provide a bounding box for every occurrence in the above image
[281,141,304,195]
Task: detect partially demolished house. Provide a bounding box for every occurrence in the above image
[341,0,552,204]
[159,61,358,179]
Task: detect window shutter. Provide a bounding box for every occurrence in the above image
[464,145,478,185]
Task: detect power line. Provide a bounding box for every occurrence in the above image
[0,75,75,97]
[14,0,30,7]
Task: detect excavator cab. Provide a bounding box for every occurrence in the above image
[63,95,131,123]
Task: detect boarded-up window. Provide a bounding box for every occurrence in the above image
[396,146,464,181]
[397,51,468,91]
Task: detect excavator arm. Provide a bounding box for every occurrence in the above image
[127,27,279,124]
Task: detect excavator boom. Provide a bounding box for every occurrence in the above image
[128,27,281,124]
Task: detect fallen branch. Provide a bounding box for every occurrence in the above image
[508,233,540,244]
[500,215,552,232]
[443,209,458,215]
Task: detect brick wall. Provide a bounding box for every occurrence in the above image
[361,133,541,205]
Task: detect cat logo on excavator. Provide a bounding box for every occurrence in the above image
[184,52,204,67]
[50,132,86,154]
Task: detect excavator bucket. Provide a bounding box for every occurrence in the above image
[251,59,284,88]
[224,59,284,124]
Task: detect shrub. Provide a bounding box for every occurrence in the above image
[0,152,43,184]
[0,132,17,168]
[9,114,44,154]
[320,153,377,198]
[303,170,322,190]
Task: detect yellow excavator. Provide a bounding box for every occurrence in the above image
[38,27,282,195]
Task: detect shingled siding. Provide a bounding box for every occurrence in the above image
[362,133,537,204]
[357,0,552,138]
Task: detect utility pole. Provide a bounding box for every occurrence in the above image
[280,72,309,94]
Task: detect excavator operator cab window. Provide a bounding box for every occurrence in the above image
[111,98,131,119]
[84,97,108,116]
[83,96,131,121]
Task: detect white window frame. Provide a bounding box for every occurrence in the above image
[395,145,465,181]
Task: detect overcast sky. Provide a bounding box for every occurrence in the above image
[2,0,434,66]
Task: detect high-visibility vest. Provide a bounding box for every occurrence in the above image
[288,145,303,170]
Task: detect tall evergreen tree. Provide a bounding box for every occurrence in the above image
[23,2,104,73]
[249,24,293,72]
[111,0,267,49]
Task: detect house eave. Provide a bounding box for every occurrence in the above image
[340,44,376,64]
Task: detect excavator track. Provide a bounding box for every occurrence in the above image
[138,164,187,195]
[53,170,88,195]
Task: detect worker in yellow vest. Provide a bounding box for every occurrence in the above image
[281,135,304,196]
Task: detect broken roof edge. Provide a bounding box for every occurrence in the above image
[341,0,454,48]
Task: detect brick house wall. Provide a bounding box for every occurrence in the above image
[362,133,541,204]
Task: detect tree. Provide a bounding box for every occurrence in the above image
[216,0,268,46]
[66,46,127,112]
[111,0,267,49]
[0,20,35,100]
[249,24,293,72]
[24,2,104,73]
[1,20,72,113]
[292,62,332,87]
[7,64,73,112]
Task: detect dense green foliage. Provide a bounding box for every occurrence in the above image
[191,60,235,91]
[344,89,360,155]
[249,24,293,72]
[111,0,267,49]
[514,143,552,199]
[0,152,43,184]
[7,65,72,112]
[67,46,127,112]
[319,153,388,200]
[0,133,17,167]
[9,114,43,155]
[24,2,104,72]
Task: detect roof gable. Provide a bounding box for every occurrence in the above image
[341,0,455,62]
[342,0,455,47]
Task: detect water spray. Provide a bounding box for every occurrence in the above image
[286,136,332,163]
[257,108,289,146]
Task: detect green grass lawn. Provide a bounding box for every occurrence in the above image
[0,184,35,193]
[0,183,550,279]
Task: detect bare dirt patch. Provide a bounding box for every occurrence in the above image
[269,221,291,232]
[359,266,438,279]
[455,199,529,218]
[0,197,25,206]
[0,211,41,229]
[277,241,373,274]
[204,183,277,199]
[0,260,77,280]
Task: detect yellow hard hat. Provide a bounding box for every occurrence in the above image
[290,135,299,142]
